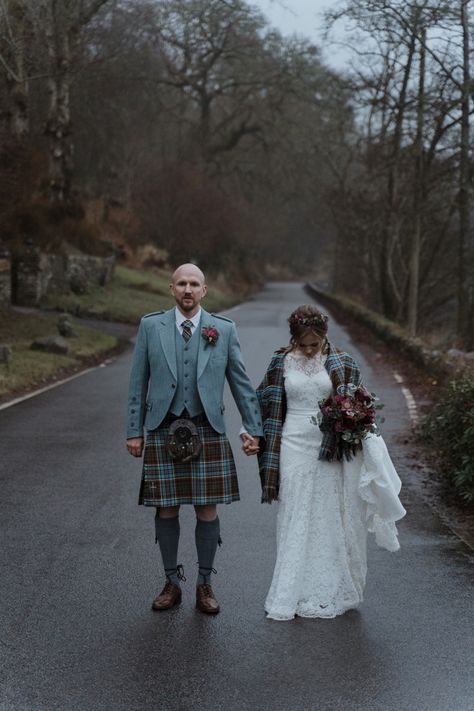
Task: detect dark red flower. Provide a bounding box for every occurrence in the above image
[201,325,219,347]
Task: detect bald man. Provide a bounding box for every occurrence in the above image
[126,264,262,614]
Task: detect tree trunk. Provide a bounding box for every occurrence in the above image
[408,26,426,336]
[43,0,111,203]
[44,9,73,203]
[45,0,74,202]
[380,29,416,319]
[457,0,471,345]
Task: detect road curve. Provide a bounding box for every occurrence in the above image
[0,282,472,711]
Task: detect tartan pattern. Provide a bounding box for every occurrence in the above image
[256,352,287,504]
[319,347,363,460]
[139,419,239,507]
[257,343,362,503]
[181,319,193,343]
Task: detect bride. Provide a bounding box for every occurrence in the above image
[252,304,406,621]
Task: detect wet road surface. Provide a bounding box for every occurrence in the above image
[1,283,473,711]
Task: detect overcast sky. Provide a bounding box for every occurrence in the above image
[251,0,351,70]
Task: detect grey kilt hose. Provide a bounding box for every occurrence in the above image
[139,416,239,507]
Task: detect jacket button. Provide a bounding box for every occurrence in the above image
[132,397,137,402]
[171,384,176,389]
[131,409,136,414]
[131,422,135,426]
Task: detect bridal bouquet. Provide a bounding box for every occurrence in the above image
[312,383,383,459]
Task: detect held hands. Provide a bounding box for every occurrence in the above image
[128,435,258,457]
[127,437,144,457]
[240,432,260,456]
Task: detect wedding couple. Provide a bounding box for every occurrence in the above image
[126,264,406,619]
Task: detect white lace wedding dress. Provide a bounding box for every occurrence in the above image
[264,353,406,621]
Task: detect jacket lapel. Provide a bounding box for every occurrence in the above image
[197,308,213,379]
[158,309,177,380]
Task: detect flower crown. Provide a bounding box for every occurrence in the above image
[288,312,328,330]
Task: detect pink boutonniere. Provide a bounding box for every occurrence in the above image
[201,325,219,348]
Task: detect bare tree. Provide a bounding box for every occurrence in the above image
[38,0,114,202]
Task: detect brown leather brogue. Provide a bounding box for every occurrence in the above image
[196,584,220,614]
[151,581,182,611]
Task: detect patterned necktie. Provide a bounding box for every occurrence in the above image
[181,319,193,343]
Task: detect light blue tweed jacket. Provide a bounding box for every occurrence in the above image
[126,307,263,438]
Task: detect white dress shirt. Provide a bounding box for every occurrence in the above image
[175,307,201,336]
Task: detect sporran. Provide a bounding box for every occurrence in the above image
[166,418,202,462]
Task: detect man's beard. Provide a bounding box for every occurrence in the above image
[179,297,195,312]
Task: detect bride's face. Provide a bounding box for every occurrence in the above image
[295,332,324,358]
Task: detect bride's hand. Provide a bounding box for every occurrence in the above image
[240,433,260,456]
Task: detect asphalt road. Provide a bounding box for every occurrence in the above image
[1,283,473,711]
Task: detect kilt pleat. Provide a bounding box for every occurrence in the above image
[139,421,239,506]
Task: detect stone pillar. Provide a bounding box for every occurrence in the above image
[13,241,42,306]
[0,246,12,308]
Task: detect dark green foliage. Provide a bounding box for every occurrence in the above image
[423,380,474,503]
[1,201,110,257]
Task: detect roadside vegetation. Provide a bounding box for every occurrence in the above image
[0,310,117,400]
[423,380,474,504]
[41,266,236,324]
[306,282,474,507]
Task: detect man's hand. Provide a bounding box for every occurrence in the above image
[127,437,144,457]
[240,433,260,456]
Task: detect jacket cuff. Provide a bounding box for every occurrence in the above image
[127,430,144,439]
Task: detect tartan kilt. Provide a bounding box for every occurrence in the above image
[139,419,239,507]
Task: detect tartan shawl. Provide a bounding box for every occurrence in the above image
[256,343,362,503]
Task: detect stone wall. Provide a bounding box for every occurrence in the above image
[67,254,115,292]
[0,246,11,308]
[14,243,42,306]
[11,246,116,307]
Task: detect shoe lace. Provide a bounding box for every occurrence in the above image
[196,564,217,585]
[164,564,186,583]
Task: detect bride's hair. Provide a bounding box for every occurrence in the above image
[287,305,329,349]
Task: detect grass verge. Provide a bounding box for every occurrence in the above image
[42,266,237,324]
[0,309,118,401]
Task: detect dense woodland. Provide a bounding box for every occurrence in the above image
[1,0,474,348]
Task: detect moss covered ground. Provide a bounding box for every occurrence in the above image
[0,310,117,400]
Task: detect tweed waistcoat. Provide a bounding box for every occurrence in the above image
[170,323,203,417]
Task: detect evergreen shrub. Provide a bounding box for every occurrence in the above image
[423,379,474,503]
